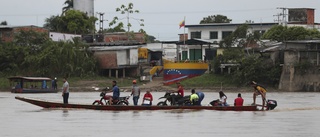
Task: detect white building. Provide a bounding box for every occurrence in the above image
[49,32,81,42]
[186,22,277,43]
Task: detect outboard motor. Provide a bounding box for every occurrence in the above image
[267,99,277,110]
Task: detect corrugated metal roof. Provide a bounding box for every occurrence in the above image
[88,45,141,51]
[185,22,277,28]
[0,25,43,29]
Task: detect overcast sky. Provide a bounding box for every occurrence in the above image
[1,0,319,41]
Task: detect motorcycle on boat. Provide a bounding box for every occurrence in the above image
[92,91,130,106]
[157,91,191,106]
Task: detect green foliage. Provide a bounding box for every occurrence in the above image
[219,24,261,48]
[200,14,232,24]
[0,30,98,78]
[62,0,73,15]
[294,61,313,75]
[1,21,7,25]
[43,10,97,34]
[262,25,320,42]
[231,55,282,86]
[109,3,144,32]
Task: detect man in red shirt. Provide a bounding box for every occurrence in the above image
[170,82,184,105]
[234,93,244,106]
[176,82,184,97]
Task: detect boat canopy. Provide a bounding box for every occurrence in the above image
[8,76,52,81]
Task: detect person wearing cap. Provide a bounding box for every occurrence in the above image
[142,90,153,106]
[131,80,140,106]
[108,80,120,105]
[251,81,267,110]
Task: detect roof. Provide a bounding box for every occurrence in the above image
[285,40,320,44]
[8,76,52,81]
[88,45,141,51]
[176,38,215,45]
[0,25,44,29]
[185,22,278,28]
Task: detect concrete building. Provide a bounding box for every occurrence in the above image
[49,32,81,42]
[279,40,320,91]
[73,0,94,17]
[89,45,141,78]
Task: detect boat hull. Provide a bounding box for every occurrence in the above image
[12,89,58,93]
[15,96,259,111]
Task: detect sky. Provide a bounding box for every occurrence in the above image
[1,0,320,41]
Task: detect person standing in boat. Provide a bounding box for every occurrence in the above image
[131,80,140,106]
[109,80,120,105]
[142,90,153,106]
[190,89,200,105]
[62,77,69,104]
[234,93,244,106]
[251,81,267,110]
[218,91,229,106]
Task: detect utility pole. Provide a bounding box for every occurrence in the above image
[97,12,105,33]
[273,13,281,25]
[277,7,287,26]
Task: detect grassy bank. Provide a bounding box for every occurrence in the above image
[0,76,138,91]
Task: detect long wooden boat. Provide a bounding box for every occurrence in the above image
[8,76,58,93]
[15,96,259,111]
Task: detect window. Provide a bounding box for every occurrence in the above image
[222,31,232,39]
[191,31,201,39]
[209,31,218,39]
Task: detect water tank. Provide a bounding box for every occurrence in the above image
[73,0,94,17]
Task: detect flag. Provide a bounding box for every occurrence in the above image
[179,20,185,29]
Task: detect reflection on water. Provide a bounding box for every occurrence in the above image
[1,92,319,137]
[62,110,69,117]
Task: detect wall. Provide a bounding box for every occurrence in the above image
[49,32,81,42]
[279,50,320,91]
[94,51,117,68]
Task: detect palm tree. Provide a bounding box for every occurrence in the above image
[62,0,73,16]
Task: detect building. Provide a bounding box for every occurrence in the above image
[279,40,320,91]
[89,45,141,78]
[49,32,81,42]
[0,25,48,43]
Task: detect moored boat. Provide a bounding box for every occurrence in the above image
[8,76,58,93]
[15,96,259,111]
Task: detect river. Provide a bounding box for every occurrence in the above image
[0,91,319,137]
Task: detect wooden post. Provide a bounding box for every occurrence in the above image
[116,69,118,79]
[123,68,125,78]
[109,69,112,77]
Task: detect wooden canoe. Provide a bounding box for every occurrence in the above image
[15,96,259,111]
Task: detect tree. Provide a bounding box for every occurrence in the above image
[262,25,320,42]
[0,21,7,25]
[43,10,97,34]
[109,3,144,32]
[0,30,97,77]
[200,14,232,24]
[219,24,260,48]
[62,0,73,16]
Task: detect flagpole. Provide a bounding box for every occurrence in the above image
[183,16,186,45]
